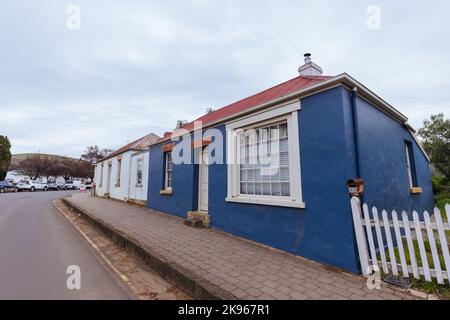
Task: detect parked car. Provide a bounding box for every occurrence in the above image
[73,180,82,189]
[17,180,48,192]
[82,182,93,190]
[46,181,66,191]
[0,181,18,193]
[65,181,76,190]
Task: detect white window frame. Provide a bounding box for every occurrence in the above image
[405,143,414,188]
[99,164,104,188]
[116,159,122,186]
[136,158,144,187]
[164,151,173,190]
[226,100,305,209]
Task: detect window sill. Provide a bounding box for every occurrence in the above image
[410,187,423,194]
[160,189,173,196]
[226,196,305,209]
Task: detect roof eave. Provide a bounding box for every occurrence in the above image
[98,148,141,163]
[339,74,431,161]
[337,73,408,123]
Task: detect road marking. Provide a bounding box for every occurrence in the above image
[53,200,131,285]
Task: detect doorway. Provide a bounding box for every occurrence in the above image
[198,147,209,212]
[106,163,112,195]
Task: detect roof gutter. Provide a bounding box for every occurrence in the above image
[335,74,408,122]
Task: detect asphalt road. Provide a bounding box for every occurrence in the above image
[0,190,131,299]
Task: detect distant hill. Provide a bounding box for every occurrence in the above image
[11,153,81,165]
[8,153,93,180]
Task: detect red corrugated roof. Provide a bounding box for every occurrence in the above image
[161,75,331,141]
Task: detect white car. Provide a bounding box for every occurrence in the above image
[82,182,93,190]
[64,181,76,190]
[72,180,82,189]
[17,180,48,192]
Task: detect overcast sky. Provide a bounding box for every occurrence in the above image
[1,1,449,157]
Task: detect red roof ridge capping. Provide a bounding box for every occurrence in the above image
[161,75,332,142]
[100,132,161,162]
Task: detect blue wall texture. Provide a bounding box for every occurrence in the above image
[148,143,198,218]
[147,85,433,274]
[350,92,434,214]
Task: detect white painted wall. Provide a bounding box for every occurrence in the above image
[129,151,149,202]
[95,151,131,201]
[94,162,106,196]
[94,150,149,203]
[111,151,131,201]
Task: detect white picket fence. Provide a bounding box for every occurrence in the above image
[351,197,450,284]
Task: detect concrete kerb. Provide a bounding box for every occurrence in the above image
[61,197,237,300]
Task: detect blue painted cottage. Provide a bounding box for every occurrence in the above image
[147,54,434,273]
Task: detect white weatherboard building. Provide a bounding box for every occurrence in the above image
[94,133,160,205]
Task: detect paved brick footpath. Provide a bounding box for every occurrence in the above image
[65,194,418,300]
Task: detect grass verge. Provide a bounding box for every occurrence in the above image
[388,238,450,298]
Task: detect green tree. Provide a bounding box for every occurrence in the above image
[418,113,450,184]
[0,136,12,180]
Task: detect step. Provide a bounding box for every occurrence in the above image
[183,218,205,228]
[187,211,211,228]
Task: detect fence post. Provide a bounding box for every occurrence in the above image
[351,197,370,276]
